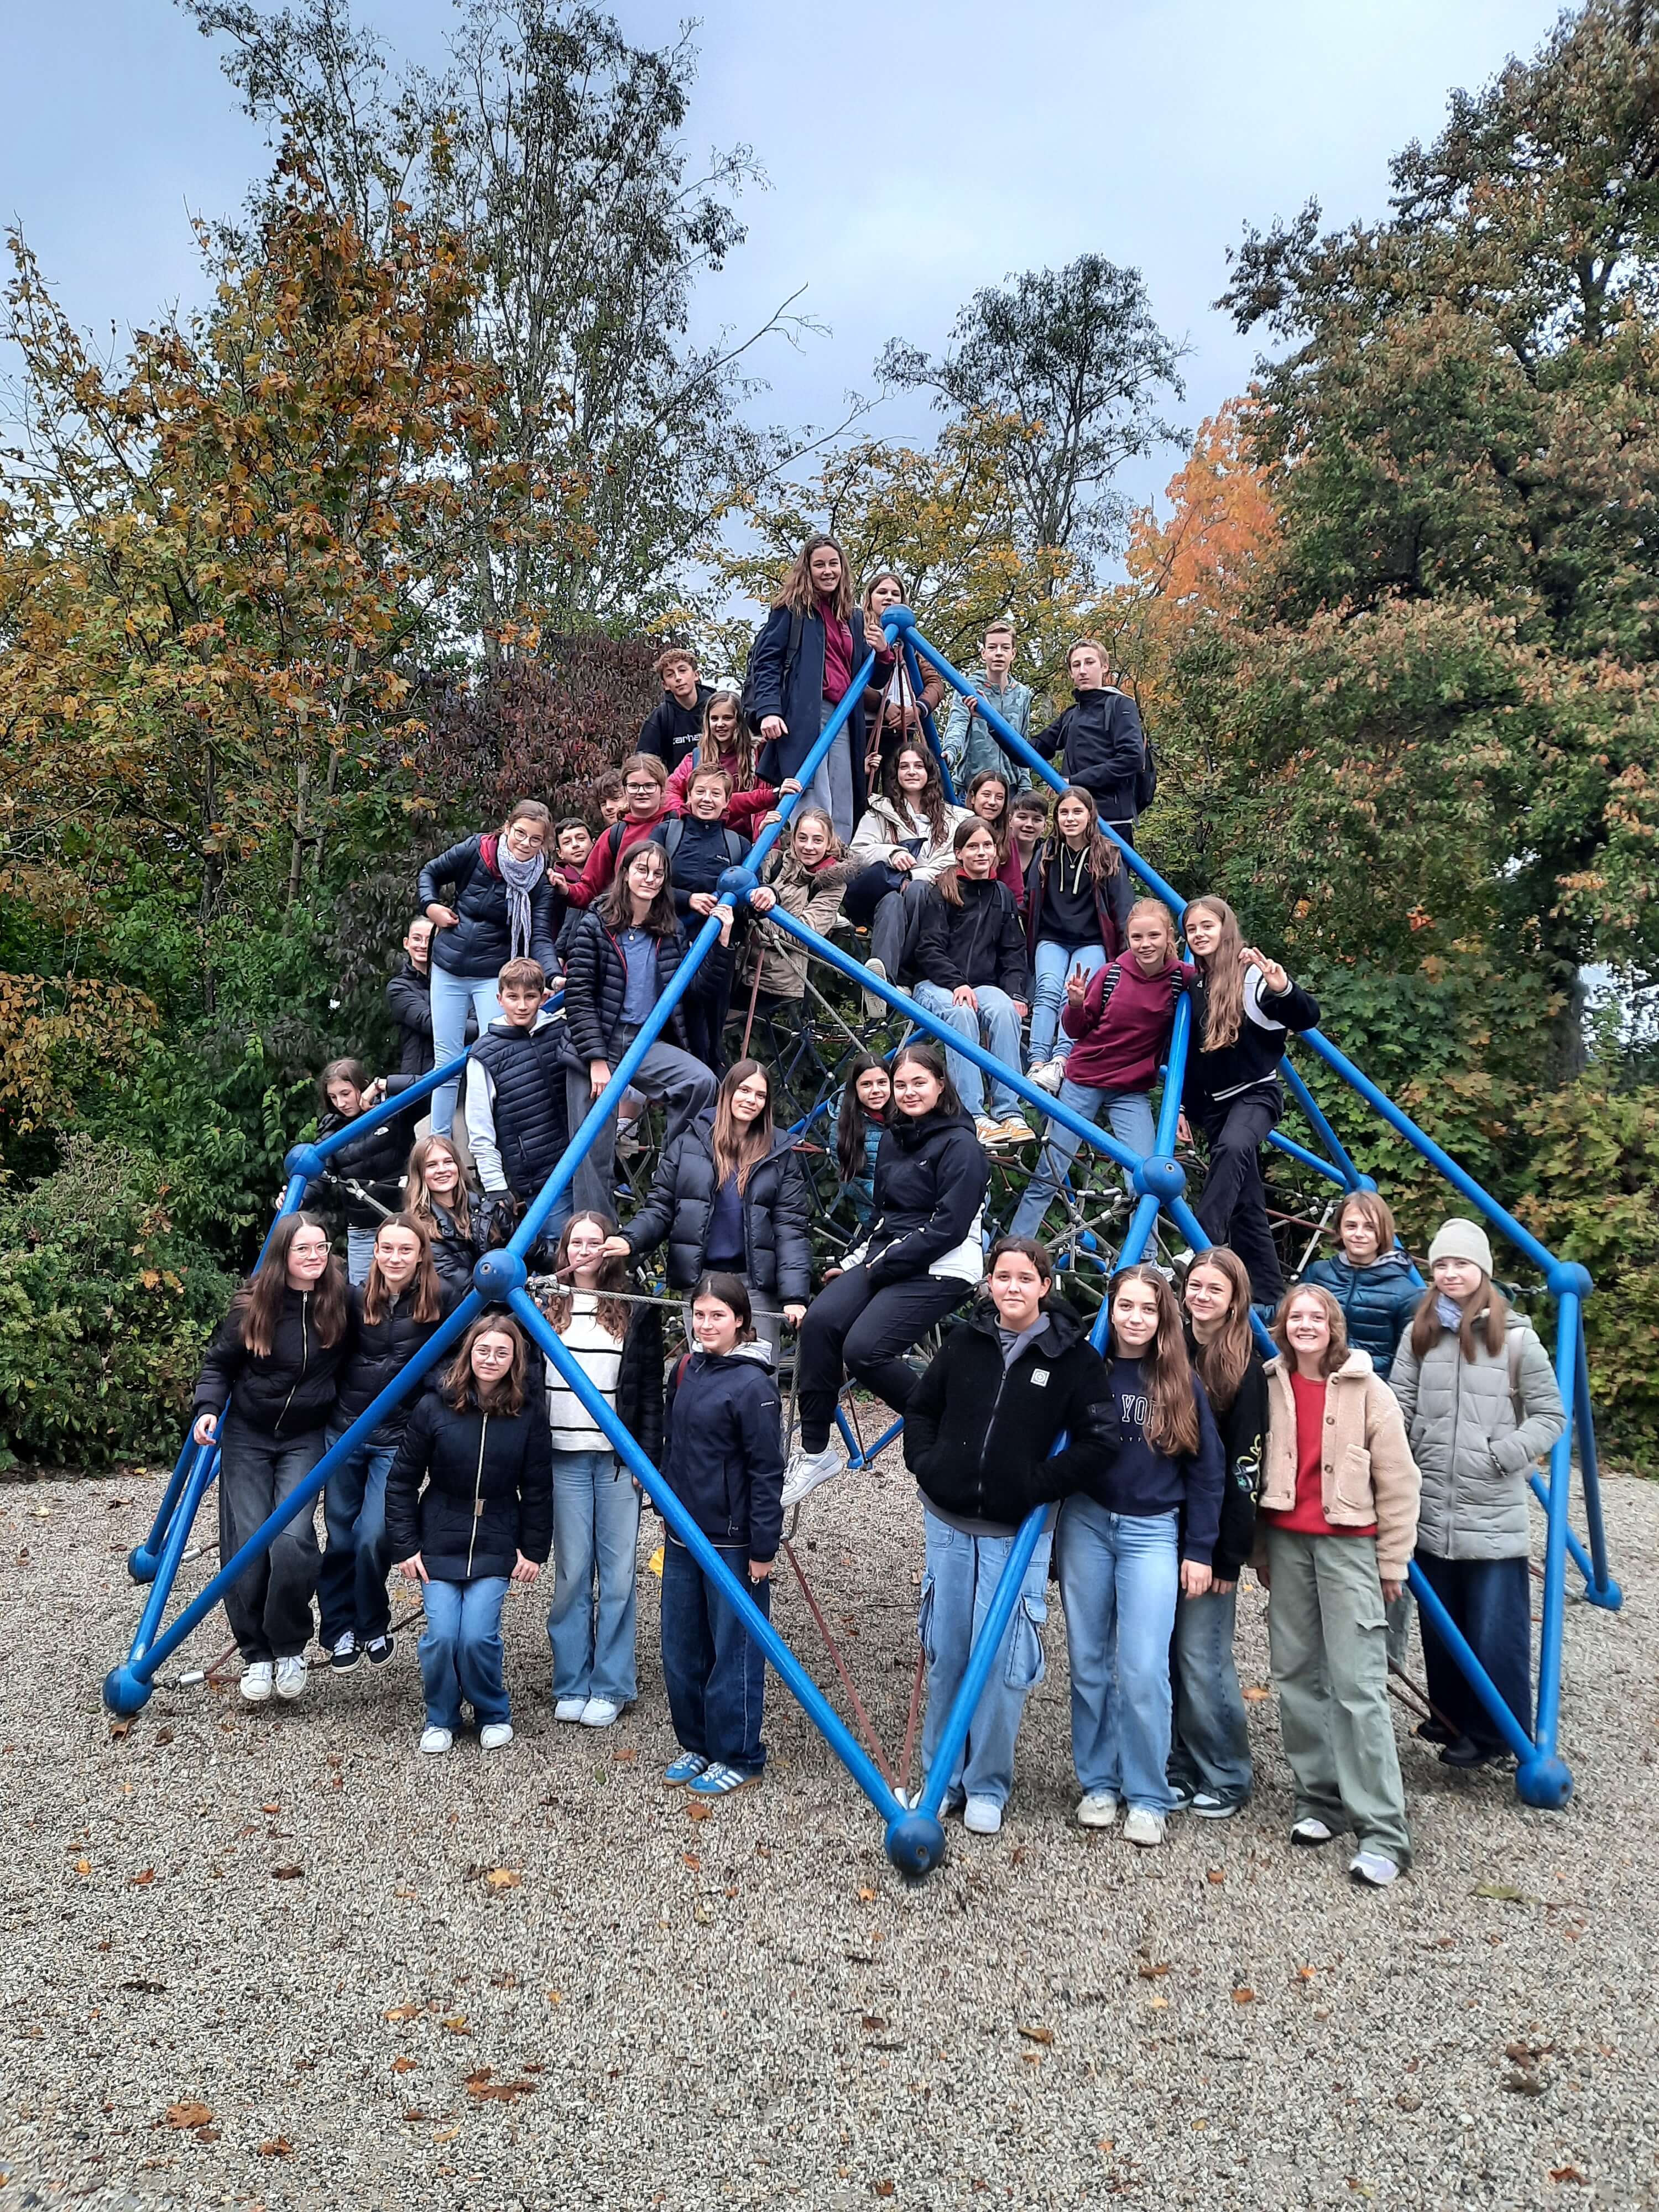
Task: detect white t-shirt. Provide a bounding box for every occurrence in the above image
[546,1292,624,1452]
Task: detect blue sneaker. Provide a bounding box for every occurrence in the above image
[663,1752,708,1787]
[687,1761,760,1797]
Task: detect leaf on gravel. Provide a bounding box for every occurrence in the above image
[391,2057,417,2074]
[109,1721,132,1740]
[466,2070,535,2103]
[401,2109,428,2124]
[682,1853,702,1870]
[1474,1884,1532,1903]
[1232,1987,1256,2005]
[439,2015,470,2035]
[258,2137,293,2157]
[272,1865,304,1881]
[1550,2168,1586,2184]
[384,2002,424,2023]
[1148,1996,1169,2010]
[260,1802,280,1814]
[163,2103,213,2130]
[484,1868,521,1891]
[613,1746,637,1762]
[874,2185,895,2200]
[1206,1869,1225,1885]
[648,1545,664,1578]
[72,1859,91,1876]
[686,1802,711,1823]
[434,2124,461,2142]
[545,1990,564,2005]
[1017,2025,1055,2046]
[1136,1961,1170,1980]
[861,2016,888,2032]
[1241,1684,1271,1701]
[129,1869,156,1887]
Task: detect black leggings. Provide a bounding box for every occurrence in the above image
[795,1264,965,1452]
[1190,1088,1284,1303]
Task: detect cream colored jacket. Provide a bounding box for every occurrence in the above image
[1259,1348,1421,1580]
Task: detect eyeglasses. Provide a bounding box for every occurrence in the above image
[625,781,659,795]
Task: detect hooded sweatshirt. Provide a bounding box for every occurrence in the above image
[1059,953,1185,1093]
[660,1339,785,1562]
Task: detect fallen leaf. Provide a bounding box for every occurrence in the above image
[154,1728,173,1746]
[433,2125,460,2143]
[858,1886,877,1903]
[682,1854,702,1871]
[1017,2025,1055,2046]
[1474,1884,1532,1903]
[874,2184,895,2199]
[401,2109,428,2124]
[391,2057,417,2074]
[129,1869,156,1887]
[109,1721,132,1740]
[861,2016,888,2032]
[163,2103,213,2130]
[1233,1987,1256,2005]
[72,1859,91,1876]
[613,1746,637,1763]
[258,2138,293,2157]
[1241,1684,1271,1702]
[1206,1868,1225,1885]
[439,2015,470,2035]
[272,1865,304,1881]
[648,1545,664,1578]
[1149,1996,1169,2010]
[686,1802,711,1823]
[1097,2140,1114,2153]
[1550,2169,1586,2185]
[1136,1960,1170,1980]
[1504,2069,1547,2097]
[466,2070,535,2104]
[260,1802,280,1815]
[384,2002,424,2023]
[483,1868,521,1891]
[545,1990,564,2005]
[1295,1966,1316,1981]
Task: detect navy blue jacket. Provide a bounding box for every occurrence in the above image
[1301,1254,1420,1379]
[1032,689,1150,826]
[748,603,872,816]
[650,816,752,920]
[384,1389,553,1583]
[623,1112,814,1300]
[558,908,692,1065]
[1097,1354,1227,1566]
[416,836,562,979]
[660,1343,785,1562]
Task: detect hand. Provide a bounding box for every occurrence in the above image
[883,698,904,729]
[749,1559,774,1583]
[1176,1110,1193,1147]
[510,1551,540,1585]
[1380,1577,1403,1605]
[426,903,460,929]
[782,1303,806,1328]
[1065,962,1091,1006]
[589,1060,612,1098]
[779,778,804,798]
[397,1552,429,1584]
[952,984,979,1010]
[823,1266,843,1282]
[192,1411,218,1446]
[1012,1001,1027,1022]
[760,714,787,743]
[602,1235,632,1260]
[1211,1577,1237,1596]
[714,902,735,946]
[1240,944,1289,994]
[889,850,915,873]
[750,886,776,913]
[1255,1558,1270,1592]
[1180,1559,1213,1599]
[864,747,884,781]
[689,891,718,917]
[964,695,978,720]
[758,810,782,830]
[863,614,888,653]
[362,1077,387,1107]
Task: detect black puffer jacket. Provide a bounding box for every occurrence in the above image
[660,1342,785,1563]
[1032,688,1150,825]
[416,835,562,979]
[193,1285,354,1436]
[386,958,436,1079]
[622,1113,814,1300]
[861,1107,989,1286]
[422,1198,487,1294]
[333,1281,460,1438]
[384,1390,553,1583]
[317,1082,416,1229]
[912,878,1030,997]
[903,1299,1121,1530]
[468,1014,570,1201]
[1185,1328,1268,1582]
[559,908,691,1065]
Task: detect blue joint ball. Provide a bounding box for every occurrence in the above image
[1584,1576,1624,1612]
[1545,1259,1594,1302]
[881,603,917,637]
[1515,1753,1574,1811]
[283,1142,327,1183]
[715,865,760,910]
[1354,1174,1380,1193]
[103,1664,153,1718]
[473,1247,528,1302]
[1133,1154,1187,1203]
[884,1808,947,1878]
[128,1547,159,1584]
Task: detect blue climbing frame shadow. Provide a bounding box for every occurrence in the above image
[108,609,1618,1863]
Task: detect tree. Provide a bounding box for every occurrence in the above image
[879,254,1187,572]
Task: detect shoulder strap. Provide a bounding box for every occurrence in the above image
[607,820,628,860]
[661,817,684,864]
[1507,1327,1524,1423]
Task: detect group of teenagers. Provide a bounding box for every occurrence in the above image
[184,530,1569,1868]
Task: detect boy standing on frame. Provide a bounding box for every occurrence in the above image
[942,619,1036,789]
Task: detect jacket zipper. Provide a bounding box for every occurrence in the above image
[465,1415,489,1578]
[275,1292,309,1436]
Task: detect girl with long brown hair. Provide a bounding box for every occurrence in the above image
[1024,784,1135,1088]
[662,687,792,832]
[749,533,888,841]
[1055,1261,1224,1848]
[1170,1248,1268,1818]
[861,568,946,785]
[190,1212,353,1705]
[405,1134,482,1293]
[911,818,1032,1149]
[1178,895,1321,1308]
[843,740,970,1011]
[387,1312,552,1757]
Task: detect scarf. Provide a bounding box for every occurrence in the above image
[1436,1294,1464,1332]
[481,832,547,959]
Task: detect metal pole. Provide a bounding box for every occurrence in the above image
[1572,1318,1620,1608]
[1404,1561,1537,1766]
[1279,1058,1364,1189]
[1526,1287,1585,1802]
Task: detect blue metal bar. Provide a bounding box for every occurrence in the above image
[1155,995,1191,1158]
[128,1442,219,1662]
[1267,1128,1350,1186]
[1405,1560,1536,1764]
[1572,1320,1619,1606]
[1280,1058,1363,1188]
[846,1413,905,1471]
[508,1285,903,1824]
[1532,1294,1580,1761]
[745,649,879,880]
[1526,1473,1597,1588]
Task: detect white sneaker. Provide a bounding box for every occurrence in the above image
[963,1796,1003,1835]
[274,1656,307,1703]
[1290,1817,1334,1847]
[1124,1807,1166,1848]
[1029,1059,1065,1095]
[479,1722,514,1751]
[862,957,889,1019]
[580,1698,621,1729]
[239,1661,274,1704]
[995,1115,1033,1145]
[1349,1849,1401,1888]
[1192,1793,1239,1820]
[974,1114,1005,1146]
[780,1444,844,1511]
[420,1725,453,1756]
[554,1696,587,1723]
[1076,1791,1119,1829]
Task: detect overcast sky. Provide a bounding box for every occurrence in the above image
[1,0,1565,524]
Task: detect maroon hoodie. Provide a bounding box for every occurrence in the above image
[1060,953,1184,1092]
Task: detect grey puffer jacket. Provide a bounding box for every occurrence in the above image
[1388,1311,1566,1560]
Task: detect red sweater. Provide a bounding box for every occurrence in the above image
[565,813,663,908]
[1059,954,1183,1093]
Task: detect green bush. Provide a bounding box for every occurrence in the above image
[0,1136,234,1468]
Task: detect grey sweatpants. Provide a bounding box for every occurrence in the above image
[564,1034,715,1217]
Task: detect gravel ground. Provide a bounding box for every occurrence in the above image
[2,1450,1656,2211]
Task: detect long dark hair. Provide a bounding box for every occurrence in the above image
[598,840,678,936]
[542,1211,630,1343]
[363,1212,442,1327]
[775,532,854,620]
[890,1040,964,1122]
[442,1311,530,1415]
[880,741,952,844]
[238,1212,349,1358]
[934,815,1002,910]
[691,1271,755,1342]
[1048,782,1121,888]
[711,1059,775,1196]
[1108,1262,1200,1455]
[1182,1246,1254,1415]
[836,1052,890,1182]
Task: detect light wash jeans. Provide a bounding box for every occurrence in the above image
[419,1575,510,1731]
[803,693,856,845]
[912,982,1024,1118]
[1009,1083,1155,1238]
[546,1448,641,1705]
[919,1511,1052,1812]
[1055,1496,1179,1813]
[430,966,500,1138]
[346,1225,378,1286]
[1168,1583,1253,1806]
[1029,940,1108,1068]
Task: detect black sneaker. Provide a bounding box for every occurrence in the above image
[1413,1717,1454,1746]
[1439,1735,1501,1770]
[364,1634,395,1666]
[330,1632,361,1672]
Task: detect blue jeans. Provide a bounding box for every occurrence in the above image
[660,1536,770,1772]
[346,1225,378,1286]
[1056,1496,1179,1812]
[547,1449,640,1704]
[919,1511,1051,1811]
[1009,1084,1155,1238]
[430,966,500,1138]
[1168,1584,1253,1805]
[912,982,1024,1118]
[1029,940,1108,1067]
[316,1424,398,1645]
[418,1575,511,1731]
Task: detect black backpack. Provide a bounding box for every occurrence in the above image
[659,817,747,871]
[738,606,805,735]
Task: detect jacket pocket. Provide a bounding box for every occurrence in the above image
[1003,1593,1048,1692]
[1334,1444,1373,1514]
[917,1572,937,1667]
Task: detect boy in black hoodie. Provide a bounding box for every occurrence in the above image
[1031,640,1152,842]
[902,1236,1120,1836]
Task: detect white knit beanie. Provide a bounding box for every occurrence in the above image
[1428,1217,1494,1275]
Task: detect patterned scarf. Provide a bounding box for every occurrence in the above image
[483,833,547,959]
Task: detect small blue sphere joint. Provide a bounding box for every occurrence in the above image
[1515,1753,1573,1810]
[1133,1154,1187,1203]
[715,864,760,910]
[881,603,917,635]
[1354,1174,1379,1193]
[284,1142,326,1182]
[128,1546,158,1584]
[1584,1577,1624,1613]
[884,1808,947,1877]
[1546,1259,1594,1301]
[473,1246,528,1302]
[104,1664,153,1718]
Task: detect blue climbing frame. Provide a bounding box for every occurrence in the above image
[107,608,1618,1861]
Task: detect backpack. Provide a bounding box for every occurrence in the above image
[659,817,746,873]
[738,606,805,735]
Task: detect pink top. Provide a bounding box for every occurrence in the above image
[820,601,854,703]
[997,842,1027,909]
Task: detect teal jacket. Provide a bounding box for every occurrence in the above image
[942,671,1037,785]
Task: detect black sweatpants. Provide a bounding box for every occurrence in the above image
[1190,1087,1284,1305]
[795,1265,966,1452]
[682,941,735,1074]
[217,1415,327,1662]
